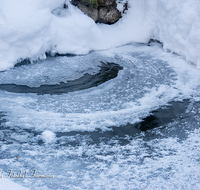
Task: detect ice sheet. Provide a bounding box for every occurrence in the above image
[0,44,200,189]
[0,44,181,132]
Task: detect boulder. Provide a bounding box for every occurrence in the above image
[73,0,99,8]
[75,0,124,24]
[80,0,90,6]
[98,5,121,24]
[98,0,115,7]
[77,4,98,22]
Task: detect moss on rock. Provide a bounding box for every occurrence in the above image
[89,0,98,9]
[80,0,98,9]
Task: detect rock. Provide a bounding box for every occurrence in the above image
[98,0,115,7]
[74,0,99,8]
[74,0,124,24]
[80,0,90,6]
[98,5,121,24]
[77,4,98,22]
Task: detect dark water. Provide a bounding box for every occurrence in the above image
[0,62,122,95]
[137,100,189,131]
[54,99,190,145]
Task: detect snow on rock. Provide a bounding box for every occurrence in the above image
[0,0,200,71]
[0,178,29,190]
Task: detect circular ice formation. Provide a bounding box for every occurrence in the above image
[0,45,179,132]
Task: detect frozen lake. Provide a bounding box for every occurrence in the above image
[0,42,200,189]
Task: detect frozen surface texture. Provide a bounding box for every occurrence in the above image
[0,0,200,70]
[0,44,200,189]
[0,0,200,189]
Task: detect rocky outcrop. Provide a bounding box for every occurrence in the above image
[71,0,127,24]
[98,5,121,24]
[77,4,98,22]
[98,0,115,6]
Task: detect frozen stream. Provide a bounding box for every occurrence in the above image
[0,43,200,189]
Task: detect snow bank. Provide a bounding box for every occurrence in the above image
[0,179,29,190]
[152,0,200,68]
[0,0,64,71]
[0,0,200,70]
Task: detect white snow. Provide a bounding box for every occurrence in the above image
[0,0,200,71]
[41,130,56,143]
[0,178,29,190]
[152,0,200,67]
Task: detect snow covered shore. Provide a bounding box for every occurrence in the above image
[0,0,200,71]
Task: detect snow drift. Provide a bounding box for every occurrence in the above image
[152,0,200,69]
[0,0,200,71]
